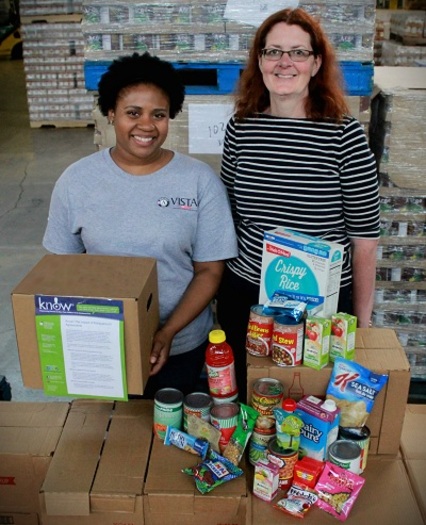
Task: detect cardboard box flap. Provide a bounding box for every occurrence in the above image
[0,402,70,427]
[41,401,114,516]
[0,427,63,457]
[12,254,157,299]
[145,438,246,497]
[355,327,401,350]
[90,400,153,512]
[404,459,426,524]
[401,404,426,460]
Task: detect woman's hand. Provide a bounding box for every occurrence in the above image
[351,238,379,328]
[148,260,225,376]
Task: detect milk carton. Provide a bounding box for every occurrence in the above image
[295,395,340,461]
[259,229,344,317]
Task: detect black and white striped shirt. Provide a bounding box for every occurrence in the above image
[220,114,380,288]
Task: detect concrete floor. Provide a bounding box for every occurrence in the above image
[0,59,96,401]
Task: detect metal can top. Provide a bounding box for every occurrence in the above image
[338,426,371,441]
[253,378,284,397]
[184,392,213,409]
[250,304,274,318]
[274,314,301,326]
[268,437,297,457]
[210,402,239,420]
[328,440,362,461]
[155,388,184,406]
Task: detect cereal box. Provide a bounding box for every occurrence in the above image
[303,317,331,370]
[259,229,344,317]
[330,313,357,362]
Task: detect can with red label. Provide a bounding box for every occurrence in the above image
[338,426,371,473]
[251,378,284,416]
[267,437,299,489]
[271,315,304,367]
[210,402,239,453]
[246,305,275,357]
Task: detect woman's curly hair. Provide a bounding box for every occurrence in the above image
[97,52,185,119]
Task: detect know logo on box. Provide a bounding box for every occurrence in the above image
[259,229,344,317]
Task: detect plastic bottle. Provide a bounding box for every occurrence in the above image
[205,329,238,403]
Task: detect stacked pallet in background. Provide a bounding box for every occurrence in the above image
[85,0,376,170]
[370,66,426,382]
[20,0,95,127]
[381,9,426,65]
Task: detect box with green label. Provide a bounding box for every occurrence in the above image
[11,254,159,396]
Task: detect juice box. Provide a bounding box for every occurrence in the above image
[253,459,280,502]
[303,317,331,370]
[330,312,357,362]
[295,395,340,461]
[259,228,344,317]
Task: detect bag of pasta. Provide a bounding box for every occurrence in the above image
[326,358,388,428]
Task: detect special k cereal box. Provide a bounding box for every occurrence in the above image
[259,229,344,317]
[303,317,331,370]
[330,312,357,362]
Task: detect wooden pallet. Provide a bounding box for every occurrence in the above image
[29,119,94,129]
[21,14,82,24]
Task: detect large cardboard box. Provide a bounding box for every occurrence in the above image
[247,328,411,455]
[40,399,153,525]
[400,404,426,523]
[0,402,70,513]
[250,457,424,524]
[0,514,39,525]
[11,254,159,396]
[144,437,248,525]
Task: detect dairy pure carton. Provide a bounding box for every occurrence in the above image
[295,395,340,461]
[259,229,344,317]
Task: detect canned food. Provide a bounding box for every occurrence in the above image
[328,439,362,474]
[251,378,284,416]
[153,388,184,441]
[338,426,370,473]
[246,305,275,357]
[249,415,276,466]
[267,438,299,489]
[210,402,239,452]
[271,315,304,366]
[183,392,213,431]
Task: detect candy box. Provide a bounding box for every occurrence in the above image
[330,313,357,362]
[303,317,331,370]
[259,228,344,317]
[295,395,341,462]
[253,459,280,502]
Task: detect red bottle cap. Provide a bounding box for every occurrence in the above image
[282,398,297,412]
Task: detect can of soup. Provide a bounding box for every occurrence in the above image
[246,305,275,357]
[271,315,304,366]
[183,392,213,431]
[338,426,371,473]
[251,378,284,416]
[267,437,299,489]
[153,388,184,440]
[328,439,362,475]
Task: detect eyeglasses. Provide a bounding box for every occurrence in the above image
[261,48,314,62]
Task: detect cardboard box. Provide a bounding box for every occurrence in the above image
[11,254,159,395]
[247,328,411,456]
[250,457,424,524]
[144,437,248,525]
[400,404,426,523]
[0,402,70,513]
[259,228,343,317]
[0,514,39,525]
[40,399,153,525]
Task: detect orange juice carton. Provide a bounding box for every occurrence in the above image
[253,459,280,502]
[330,312,357,362]
[259,228,343,317]
[295,395,340,461]
[303,317,331,370]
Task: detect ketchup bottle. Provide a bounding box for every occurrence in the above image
[205,329,238,402]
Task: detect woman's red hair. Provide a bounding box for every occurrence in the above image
[235,8,349,121]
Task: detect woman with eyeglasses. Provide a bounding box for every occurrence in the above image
[216,8,380,401]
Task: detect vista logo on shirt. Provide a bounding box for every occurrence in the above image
[157,196,198,211]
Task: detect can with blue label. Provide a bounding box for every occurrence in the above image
[153,388,184,440]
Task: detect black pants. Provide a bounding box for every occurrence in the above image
[216,267,353,403]
[131,339,209,400]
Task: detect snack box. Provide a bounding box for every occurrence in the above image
[259,228,343,317]
[330,312,357,361]
[304,317,331,370]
